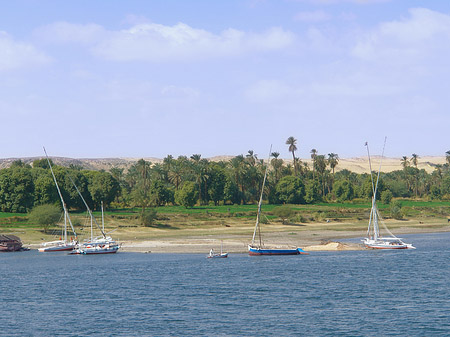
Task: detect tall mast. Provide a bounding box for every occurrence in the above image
[101,201,105,233]
[252,145,272,246]
[43,147,77,240]
[365,138,387,240]
[68,175,106,239]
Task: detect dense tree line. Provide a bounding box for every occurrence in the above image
[1,142,450,214]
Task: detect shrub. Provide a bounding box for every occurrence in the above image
[381,190,393,205]
[272,205,294,224]
[141,208,158,227]
[390,200,403,220]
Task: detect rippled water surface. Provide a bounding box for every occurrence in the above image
[1,232,450,336]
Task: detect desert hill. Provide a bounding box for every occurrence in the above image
[0,156,446,174]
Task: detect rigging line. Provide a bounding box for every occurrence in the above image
[43,147,77,239]
[252,144,272,246]
[68,175,106,239]
[373,136,387,200]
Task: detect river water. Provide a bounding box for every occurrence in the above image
[1,232,449,336]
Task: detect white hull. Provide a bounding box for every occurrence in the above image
[71,238,120,255]
[363,238,415,249]
[72,245,119,255]
[38,241,76,252]
[207,253,228,258]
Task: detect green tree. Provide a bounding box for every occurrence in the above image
[333,180,354,202]
[32,168,59,206]
[149,180,174,206]
[380,190,393,204]
[28,204,61,233]
[0,167,35,212]
[305,179,322,204]
[33,158,53,169]
[175,181,198,208]
[87,171,120,209]
[208,165,226,206]
[275,175,305,204]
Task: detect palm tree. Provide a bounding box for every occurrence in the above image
[445,150,450,166]
[230,155,246,204]
[327,153,339,177]
[314,155,327,197]
[401,156,410,170]
[286,136,298,175]
[310,149,317,179]
[246,150,257,167]
[411,154,419,169]
[411,154,419,198]
[270,151,283,184]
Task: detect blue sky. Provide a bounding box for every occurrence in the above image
[1,0,450,159]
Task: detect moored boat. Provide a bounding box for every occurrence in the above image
[39,148,78,252]
[248,146,308,256]
[207,241,228,258]
[38,240,76,252]
[69,185,120,255]
[0,234,24,252]
[362,139,415,250]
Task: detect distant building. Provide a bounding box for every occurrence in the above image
[0,234,23,252]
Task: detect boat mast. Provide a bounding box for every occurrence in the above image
[365,138,387,240]
[101,201,105,233]
[43,147,77,241]
[252,145,272,247]
[68,175,106,239]
[365,142,376,239]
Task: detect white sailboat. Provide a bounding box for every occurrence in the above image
[248,146,308,256]
[69,180,119,255]
[362,139,415,250]
[38,148,78,252]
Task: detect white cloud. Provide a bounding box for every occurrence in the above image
[294,10,331,23]
[0,31,49,71]
[92,23,294,61]
[293,0,391,4]
[31,21,294,62]
[33,22,106,45]
[352,8,450,65]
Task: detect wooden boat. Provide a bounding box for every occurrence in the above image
[362,139,415,250]
[207,241,228,258]
[248,146,308,256]
[0,234,23,252]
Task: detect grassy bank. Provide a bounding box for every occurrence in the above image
[1,200,449,245]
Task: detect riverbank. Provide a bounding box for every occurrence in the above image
[118,224,450,253]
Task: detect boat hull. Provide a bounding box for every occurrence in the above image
[38,242,76,252]
[363,239,415,250]
[38,246,74,252]
[248,246,308,255]
[207,253,228,258]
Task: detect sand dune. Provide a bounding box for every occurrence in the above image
[0,155,446,173]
